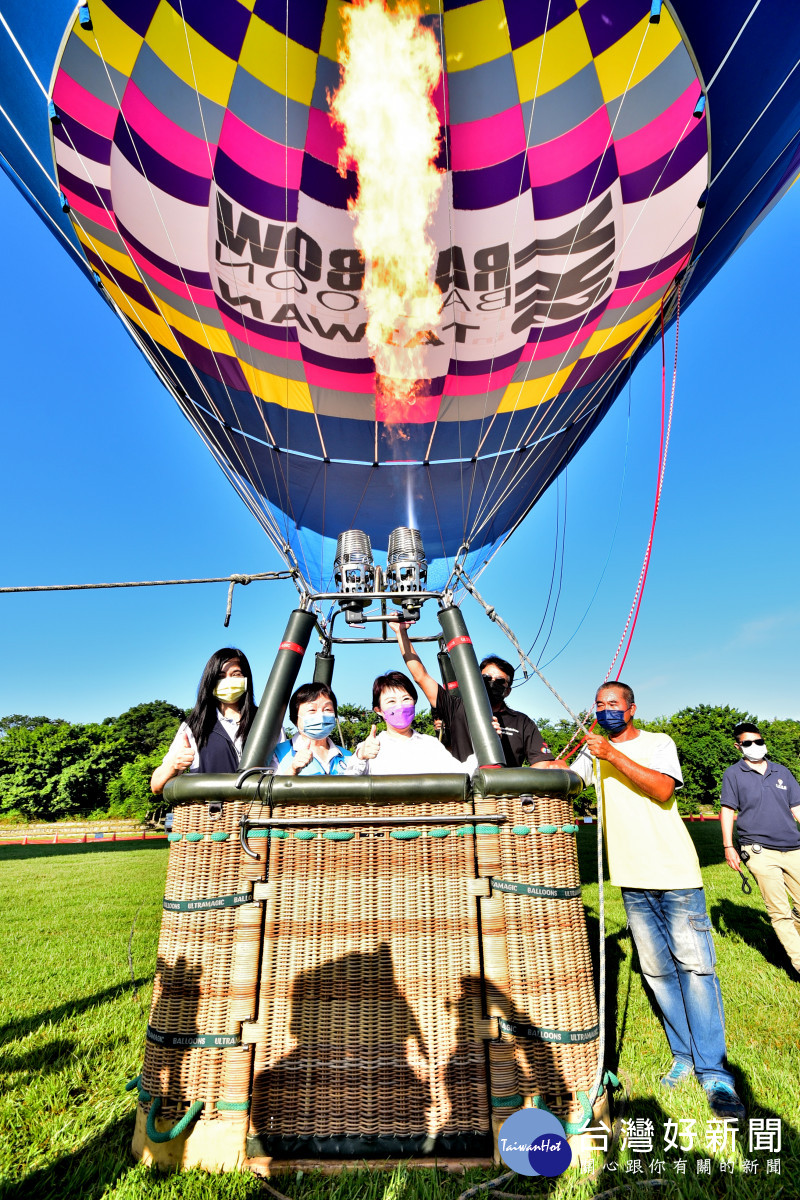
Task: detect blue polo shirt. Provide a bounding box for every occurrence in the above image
[720,758,800,849]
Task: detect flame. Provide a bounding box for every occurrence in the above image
[330,0,444,410]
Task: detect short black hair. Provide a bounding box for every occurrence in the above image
[373,670,418,710]
[733,721,761,740]
[289,682,338,726]
[596,681,635,707]
[479,655,515,686]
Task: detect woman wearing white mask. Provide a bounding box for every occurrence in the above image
[151,647,257,793]
[271,683,352,776]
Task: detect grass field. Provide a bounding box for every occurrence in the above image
[1,827,797,1199]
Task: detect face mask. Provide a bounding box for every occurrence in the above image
[301,714,337,741]
[482,676,507,705]
[740,741,767,762]
[214,677,247,704]
[382,703,416,731]
[596,708,628,734]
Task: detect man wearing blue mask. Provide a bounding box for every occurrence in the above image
[572,682,744,1123]
[720,722,800,978]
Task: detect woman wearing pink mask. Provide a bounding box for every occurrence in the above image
[346,671,469,775]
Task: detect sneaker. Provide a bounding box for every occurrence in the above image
[703,1081,746,1122]
[660,1059,694,1089]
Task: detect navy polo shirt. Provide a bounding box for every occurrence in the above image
[720,759,800,849]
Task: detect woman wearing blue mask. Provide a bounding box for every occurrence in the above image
[271,683,352,776]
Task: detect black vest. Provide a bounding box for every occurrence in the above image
[198,721,240,773]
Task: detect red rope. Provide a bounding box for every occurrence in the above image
[560,282,681,761]
[606,281,681,682]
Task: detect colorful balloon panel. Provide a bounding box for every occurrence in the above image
[1,1,799,586]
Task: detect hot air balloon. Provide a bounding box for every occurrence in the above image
[3,0,800,1176]
[3,0,799,592]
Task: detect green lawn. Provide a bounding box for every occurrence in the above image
[1,827,797,1199]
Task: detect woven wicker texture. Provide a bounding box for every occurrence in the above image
[142,800,261,1126]
[476,793,598,1128]
[249,801,490,1154]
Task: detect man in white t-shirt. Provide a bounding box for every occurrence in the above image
[572,681,744,1123]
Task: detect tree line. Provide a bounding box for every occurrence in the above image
[1,702,798,824]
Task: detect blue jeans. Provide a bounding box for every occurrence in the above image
[622,888,735,1088]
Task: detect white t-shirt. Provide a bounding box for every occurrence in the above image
[572,729,701,889]
[345,730,471,775]
[163,715,245,771]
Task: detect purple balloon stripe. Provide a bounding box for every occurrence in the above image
[174,0,251,61]
[116,217,213,289]
[300,153,358,212]
[446,346,522,376]
[57,165,112,212]
[54,113,112,166]
[563,331,639,390]
[581,0,648,58]
[82,243,158,313]
[531,149,618,222]
[103,0,159,39]
[172,327,251,392]
[620,120,707,204]
[523,299,610,344]
[214,148,298,222]
[504,0,579,49]
[616,236,694,288]
[216,292,301,343]
[253,0,327,53]
[452,152,530,211]
[114,121,211,207]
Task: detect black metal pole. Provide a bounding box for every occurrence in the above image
[238,608,317,769]
[437,645,459,694]
[437,603,505,768]
[313,650,335,686]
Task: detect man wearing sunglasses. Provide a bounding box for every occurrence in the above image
[720,722,800,979]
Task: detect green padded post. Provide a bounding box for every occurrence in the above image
[437,603,505,768]
[239,609,317,769]
[165,772,471,806]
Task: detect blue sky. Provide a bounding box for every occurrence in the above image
[1,171,799,729]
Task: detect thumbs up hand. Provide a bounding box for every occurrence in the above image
[291,739,315,775]
[357,724,381,761]
[170,729,196,772]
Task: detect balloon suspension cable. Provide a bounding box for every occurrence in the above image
[453,565,591,738]
[1,571,296,627]
[559,282,681,763]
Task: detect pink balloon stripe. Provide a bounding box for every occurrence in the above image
[449,106,527,172]
[120,237,217,308]
[609,257,689,310]
[441,362,517,394]
[303,361,375,393]
[614,81,702,175]
[304,106,346,169]
[219,110,303,187]
[61,187,116,230]
[527,106,611,188]
[52,71,118,138]
[219,311,304,360]
[375,392,441,423]
[122,80,215,178]
[519,319,601,361]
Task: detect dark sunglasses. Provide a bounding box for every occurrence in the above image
[739,738,765,748]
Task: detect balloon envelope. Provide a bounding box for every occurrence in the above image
[1,1,799,588]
